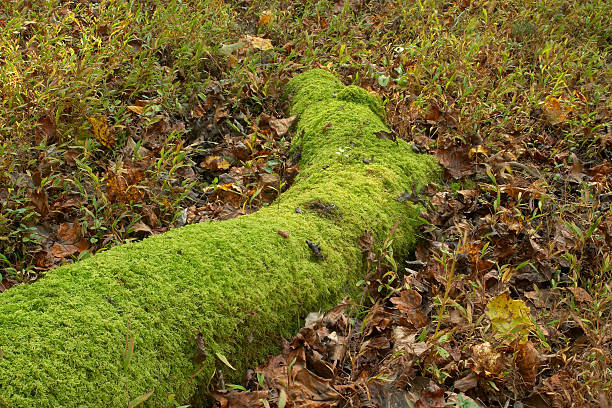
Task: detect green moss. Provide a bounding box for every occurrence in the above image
[0,69,440,407]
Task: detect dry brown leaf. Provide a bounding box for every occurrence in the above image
[568,286,593,303]
[269,115,297,137]
[516,340,539,387]
[30,189,50,217]
[106,168,145,203]
[201,156,231,171]
[57,222,80,244]
[568,152,585,183]
[390,289,428,328]
[51,242,80,258]
[37,113,57,144]
[468,342,505,380]
[210,390,270,408]
[454,372,479,392]
[436,145,473,179]
[392,327,430,358]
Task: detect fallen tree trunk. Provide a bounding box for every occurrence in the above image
[0,70,440,407]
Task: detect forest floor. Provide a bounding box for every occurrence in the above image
[1,0,611,407]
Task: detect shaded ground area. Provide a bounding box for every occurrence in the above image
[1,0,611,406]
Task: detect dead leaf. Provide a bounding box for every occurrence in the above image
[454,372,479,392]
[425,103,441,122]
[543,96,569,123]
[51,242,80,258]
[392,327,430,358]
[210,390,270,408]
[130,222,153,237]
[106,168,145,203]
[568,287,593,303]
[568,152,585,183]
[414,382,445,408]
[201,156,231,171]
[436,144,473,179]
[57,222,80,244]
[190,104,204,118]
[516,340,539,387]
[212,105,228,123]
[245,35,273,51]
[30,189,50,217]
[88,115,115,149]
[540,370,587,407]
[126,105,145,115]
[468,144,490,159]
[37,113,57,144]
[390,289,428,328]
[258,10,274,26]
[269,115,296,137]
[486,293,534,344]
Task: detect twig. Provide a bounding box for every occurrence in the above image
[505,161,544,180]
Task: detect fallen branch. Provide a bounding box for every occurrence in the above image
[0,70,440,407]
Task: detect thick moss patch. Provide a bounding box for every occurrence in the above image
[0,70,440,407]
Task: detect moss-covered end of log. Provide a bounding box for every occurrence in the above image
[0,69,440,408]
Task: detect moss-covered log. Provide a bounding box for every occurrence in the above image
[0,70,440,407]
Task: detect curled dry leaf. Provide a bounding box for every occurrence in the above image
[201,155,231,171]
[568,152,585,183]
[390,289,428,329]
[57,222,80,244]
[126,105,145,115]
[516,340,539,387]
[453,372,479,392]
[30,188,50,217]
[210,390,270,408]
[392,327,430,358]
[468,342,505,380]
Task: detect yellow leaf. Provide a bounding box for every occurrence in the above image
[88,115,115,149]
[468,144,489,159]
[573,89,587,104]
[217,183,233,191]
[127,105,145,115]
[201,156,231,171]
[245,35,273,51]
[486,293,534,345]
[218,159,230,170]
[215,352,235,370]
[258,10,274,26]
[543,96,569,123]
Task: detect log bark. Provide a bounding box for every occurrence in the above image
[0,70,440,407]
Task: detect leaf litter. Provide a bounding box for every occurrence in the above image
[1,0,610,406]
